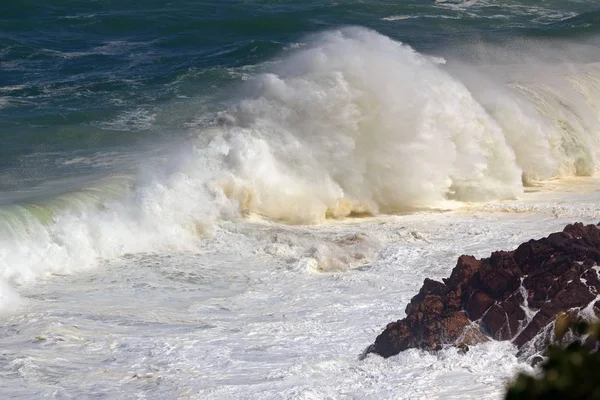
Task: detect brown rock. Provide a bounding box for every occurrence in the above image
[405,279,446,315]
[481,304,510,340]
[366,223,600,360]
[465,291,495,320]
[458,324,489,345]
[480,251,521,298]
[440,311,471,342]
[443,255,481,290]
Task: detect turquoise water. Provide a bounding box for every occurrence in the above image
[1,0,597,198]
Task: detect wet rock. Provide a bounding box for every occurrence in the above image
[365,223,600,359]
[465,291,495,320]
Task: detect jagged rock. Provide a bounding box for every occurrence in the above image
[365,222,600,359]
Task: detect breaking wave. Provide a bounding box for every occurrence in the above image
[3,27,600,307]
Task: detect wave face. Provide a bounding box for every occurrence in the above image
[3,26,600,306]
[218,28,524,217]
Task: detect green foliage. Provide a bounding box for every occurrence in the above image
[505,320,600,400]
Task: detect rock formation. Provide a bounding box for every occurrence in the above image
[364,223,600,360]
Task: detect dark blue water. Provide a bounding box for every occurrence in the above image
[0,0,598,199]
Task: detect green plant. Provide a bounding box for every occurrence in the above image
[505,319,600,400]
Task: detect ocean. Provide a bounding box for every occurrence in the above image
[2,0,600,398]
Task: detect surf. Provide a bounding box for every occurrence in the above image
[3,27,600,308]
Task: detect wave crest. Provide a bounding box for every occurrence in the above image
[218,27,523,222]
[3,27,600,307]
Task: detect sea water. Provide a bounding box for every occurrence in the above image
[2,1,600,398]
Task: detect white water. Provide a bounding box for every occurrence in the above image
[3,28,600,306]
[3,27,600,397]
[3,181,600,399]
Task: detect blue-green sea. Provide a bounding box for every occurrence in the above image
[2,1,600,398]
[1,0,598,197]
